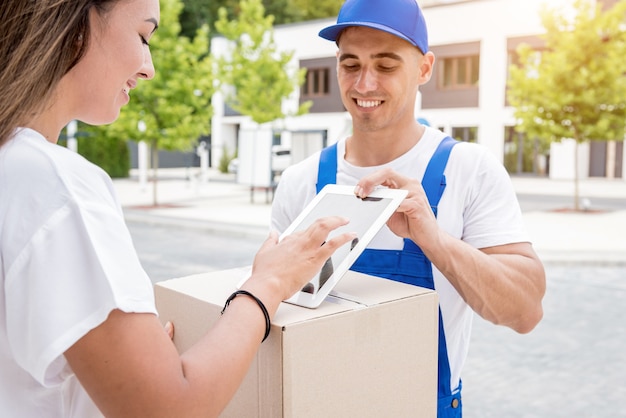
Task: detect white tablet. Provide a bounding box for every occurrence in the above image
[281,184,408,308]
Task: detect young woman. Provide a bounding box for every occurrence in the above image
[0,1,354,416]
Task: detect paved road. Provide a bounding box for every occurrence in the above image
[127,220,626,418]
[463,262,626,418]
[127,221,263,283]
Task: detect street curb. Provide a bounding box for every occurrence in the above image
[123,208,625,266]
[123,209,269,240]
[538,251,626,267]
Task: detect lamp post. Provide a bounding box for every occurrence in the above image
[67,120,78,152]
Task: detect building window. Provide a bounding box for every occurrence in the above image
[451,126,477,143]
[302,68,330,97]
[440,55,479,89]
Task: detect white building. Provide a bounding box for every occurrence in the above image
[211,0,625,185]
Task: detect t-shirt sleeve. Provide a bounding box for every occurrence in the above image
[271,155,320,234]
[4,198,156,387]
[460,147,529,248]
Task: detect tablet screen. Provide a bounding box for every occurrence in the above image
[287,195,391,294]
[280,184,407,308]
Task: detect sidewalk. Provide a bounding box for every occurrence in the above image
[116,168,626,265]
[512,175,626,264]
[118,168,273,238]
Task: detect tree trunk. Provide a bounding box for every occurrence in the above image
[574,140,580,211]
[151,138,159,207]
[517,132,524,174]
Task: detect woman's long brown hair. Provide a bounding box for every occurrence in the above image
[0,0,118,147]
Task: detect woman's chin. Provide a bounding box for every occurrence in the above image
[80,111,122,127]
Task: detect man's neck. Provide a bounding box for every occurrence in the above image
[344,123,425,167]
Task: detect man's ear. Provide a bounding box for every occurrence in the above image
[418,51,435,84]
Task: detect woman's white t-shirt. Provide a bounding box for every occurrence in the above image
[0,128,157,417]
[271,126,529,391]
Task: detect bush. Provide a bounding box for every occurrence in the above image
[218,145,236,173]
[76,132,130,178]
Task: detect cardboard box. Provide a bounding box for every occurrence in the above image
[155,267,438,417]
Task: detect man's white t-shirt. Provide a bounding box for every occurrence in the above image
[271,126,529,390]
[0,128,157,417]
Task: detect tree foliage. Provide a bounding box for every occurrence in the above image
[214,0,310,124]
[84,0,214,204]
[179,0,341,38]
[507,0,626,208]
[259,0,342,25]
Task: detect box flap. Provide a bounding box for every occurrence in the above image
[331,270,433,305]
[155,268,436,329]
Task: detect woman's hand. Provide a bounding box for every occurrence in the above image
[247,216,356,302]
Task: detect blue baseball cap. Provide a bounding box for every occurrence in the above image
[319,0,429,54]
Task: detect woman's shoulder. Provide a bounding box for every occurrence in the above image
[3,128,115,206]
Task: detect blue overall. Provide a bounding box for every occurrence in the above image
[315,137,462,417]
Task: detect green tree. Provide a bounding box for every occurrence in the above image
[179,0,341,38]
[284,0,341,22]
[508,0,626,210]
[179,0,230,38]
[214,0,310,125]
[86,0,215,206]
[179,0,213,38]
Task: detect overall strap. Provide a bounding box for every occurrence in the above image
[316,137,458,207]
[403,135,458,252]
[422,136,458,217]
[316,143,338,193]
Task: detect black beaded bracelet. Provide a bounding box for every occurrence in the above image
[221,290,271,343]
